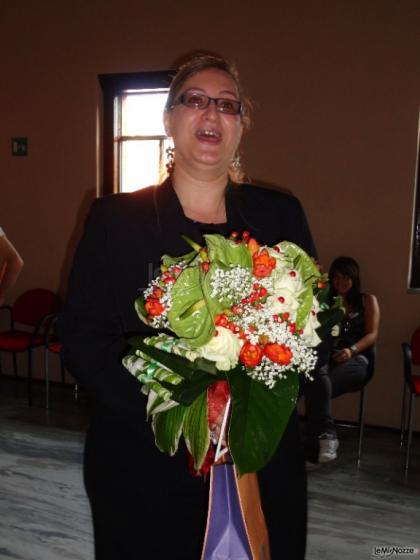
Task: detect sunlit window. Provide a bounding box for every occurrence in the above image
[115,90,170,192]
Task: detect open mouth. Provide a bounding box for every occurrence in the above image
[196,129,222,142]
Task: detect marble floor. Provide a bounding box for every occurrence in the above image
[0,379,419,560]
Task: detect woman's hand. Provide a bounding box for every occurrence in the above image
[332,348,353,362]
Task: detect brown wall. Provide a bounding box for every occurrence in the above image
[1,0,419,429]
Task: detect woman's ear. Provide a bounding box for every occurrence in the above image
[163,110,172,137]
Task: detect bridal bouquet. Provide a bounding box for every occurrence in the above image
[123,231,342,476]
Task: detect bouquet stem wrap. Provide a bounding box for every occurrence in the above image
[201,463,270,560]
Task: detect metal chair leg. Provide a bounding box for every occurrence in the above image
[27,348,33,407]
[405,395,416,472]
[400,383,407,446]
[357,386,367,466]
[45,347,50,410]
[60,362,66,384]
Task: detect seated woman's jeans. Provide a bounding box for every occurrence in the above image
[302,355,369,461]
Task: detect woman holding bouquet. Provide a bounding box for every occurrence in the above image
[59,52,317,559]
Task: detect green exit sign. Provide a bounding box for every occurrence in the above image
[12,137,28,156]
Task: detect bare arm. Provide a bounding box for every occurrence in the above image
[333,293,380,362]
[0,235,24,305]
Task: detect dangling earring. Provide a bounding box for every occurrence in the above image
[166,144,175,175]
[232,152,241,171]
[229,151,246,183]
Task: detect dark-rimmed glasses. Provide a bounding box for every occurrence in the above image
[172,91,242,115]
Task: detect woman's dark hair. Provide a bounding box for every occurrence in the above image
[329,256,363,308]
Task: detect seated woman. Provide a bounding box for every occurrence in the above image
[303,256,380,466]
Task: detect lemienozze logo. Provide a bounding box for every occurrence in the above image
[372,546,419,558]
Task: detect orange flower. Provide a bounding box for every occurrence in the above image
[253,249,276,278]
[144,298,165,317]
[247,237,260,256]
[239,342,263,367]
[264,343,293,365]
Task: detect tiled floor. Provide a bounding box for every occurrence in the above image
[0,379,419,560]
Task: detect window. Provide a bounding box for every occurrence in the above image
[99,71,172,195]
[116,90,170,192]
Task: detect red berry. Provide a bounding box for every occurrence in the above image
[278,296,285,303]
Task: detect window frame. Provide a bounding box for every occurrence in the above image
[408,109,420,291]
[98,71,172,195]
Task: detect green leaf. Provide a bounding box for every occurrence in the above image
[159,369,223,406]
[296,285,314,330]
[161,249,198,268]
[128,338,217,380]
[152,405,187,455]
[204,234,253,269]
[168,267,214,347]
[183,391,210,470]
[128,338,223,406]
[227,369,299,476]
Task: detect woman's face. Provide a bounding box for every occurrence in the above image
[163,68,244,177]
[332,272,353,297]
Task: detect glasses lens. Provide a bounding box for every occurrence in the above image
[180,92,208,109]
[216,98,241,115]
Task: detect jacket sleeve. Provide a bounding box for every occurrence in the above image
[58,198,146,426]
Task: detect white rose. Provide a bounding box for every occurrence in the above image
[265,268,304,320]
[266,290,300,321]
[272,268,304,295]
[199,326,242,371]
[266,246,288,270]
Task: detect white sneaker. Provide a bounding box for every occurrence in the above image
[318,435,339,463]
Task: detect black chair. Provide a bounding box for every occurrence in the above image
[400,341,420,472]
[336,346,376,466]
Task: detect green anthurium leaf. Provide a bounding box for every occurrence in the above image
[296,285,314,330]
[168,267,214,347]
[161,249,198,268]
[152,404,188,455]
[227,369,299,476]
[204,234,253,269]
[279,241,320,284]
[182,391,210,471]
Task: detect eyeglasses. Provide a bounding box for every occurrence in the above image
[172,91,242,115]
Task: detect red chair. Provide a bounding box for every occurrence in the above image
[0,289,59,406]
[400,327,420,472]
[44,312,80,409]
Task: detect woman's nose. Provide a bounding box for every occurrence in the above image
[202,99,219,120]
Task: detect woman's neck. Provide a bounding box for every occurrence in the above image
[171,166,228,223]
